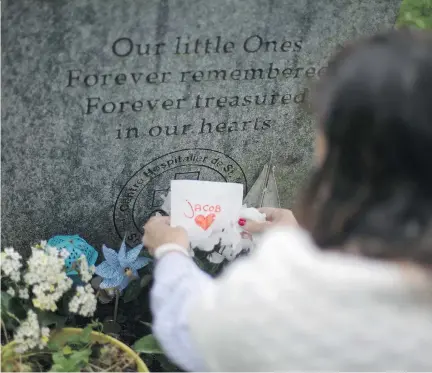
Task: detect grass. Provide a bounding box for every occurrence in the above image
[397,0,432,29]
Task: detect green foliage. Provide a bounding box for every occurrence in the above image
[397,0,432,29]
[121,273,153,303]
[50,349,91,372]
[1,291,28,329]
[1,289,67,339]
[1,322,112,372]
[133,334,164,354]
[37,311,66,329]
[47,324,95,372]
[134,332,183,372]
[122,278,142,303]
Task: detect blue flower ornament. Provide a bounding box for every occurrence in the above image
[95,240,151,292]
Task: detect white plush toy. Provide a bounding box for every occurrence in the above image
[159,192,266,263]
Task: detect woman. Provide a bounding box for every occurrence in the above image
[143,29,432,371]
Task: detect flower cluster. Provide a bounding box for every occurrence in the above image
[13,310,50,353]
[24,245,73,311]
[68,284,97,317]
[1,240,99,358]
[18,287,29,299]
[1,248,22,282]
[77,255,96,282]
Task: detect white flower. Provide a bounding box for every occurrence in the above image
[6,287,16,297]
[31,241,46,251]
[18,287,29,299]
[77,256,94,283]
[24,245,73,311]
[59,249,70,259]
[68,284,97,317]
[1,247,22,282]
[46,245,59,257]
[14,310,50,353]
[41,327,50,340]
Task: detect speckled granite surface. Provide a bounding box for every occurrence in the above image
[1,0,401,252]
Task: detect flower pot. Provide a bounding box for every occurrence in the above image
[1,327,149,372]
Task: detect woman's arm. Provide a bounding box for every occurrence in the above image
[149,227,314,372]
[149,228,316,372]
[150,224,417,371]
[150,247,213,372]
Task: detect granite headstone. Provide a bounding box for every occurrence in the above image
[2,0,401,251]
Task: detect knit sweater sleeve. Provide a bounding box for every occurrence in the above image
[150,249,211,371]
[149,229,337,371]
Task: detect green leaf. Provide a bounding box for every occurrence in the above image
[52,352,66,365]
[1,291,27,329]
[122,279,142,303]
[415,19,426,28]
[47,339,62,352]
[1,292,14,329]
[193,256,207,271]
[1,291,12,312]
[37,311,66,328]
[62,346,73,355]
[80,325,92,343]
[62,333,83,345]
[69,348,91,364]
[9,298,27,318]
[1,345,16,361]
[51,349,91,372]
[133,334,164,354]
[50,360,79,373]
[50,364,66,372]
[140,274,152,288]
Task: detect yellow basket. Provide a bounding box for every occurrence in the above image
[1,327,149,372]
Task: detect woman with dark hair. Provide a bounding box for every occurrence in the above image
[143,29,432,371]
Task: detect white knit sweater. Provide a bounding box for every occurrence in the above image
[151,227,432,371]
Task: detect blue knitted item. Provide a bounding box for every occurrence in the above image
[47,235,98,275]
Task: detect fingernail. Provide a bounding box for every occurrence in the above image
[238,218,246,226]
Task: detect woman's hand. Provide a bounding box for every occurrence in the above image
[142,216,189,256]
[240,208,297,233]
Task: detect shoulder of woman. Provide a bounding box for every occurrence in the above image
[252,226,412,291]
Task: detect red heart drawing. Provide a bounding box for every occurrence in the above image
[195,214,216,231]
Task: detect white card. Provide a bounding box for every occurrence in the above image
[170,180,244,240]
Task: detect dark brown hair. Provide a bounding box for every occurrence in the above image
[297,29,432,266]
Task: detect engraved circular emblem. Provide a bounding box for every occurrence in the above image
[114,148,247,246]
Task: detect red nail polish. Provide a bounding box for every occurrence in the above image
[238,218,246,226]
